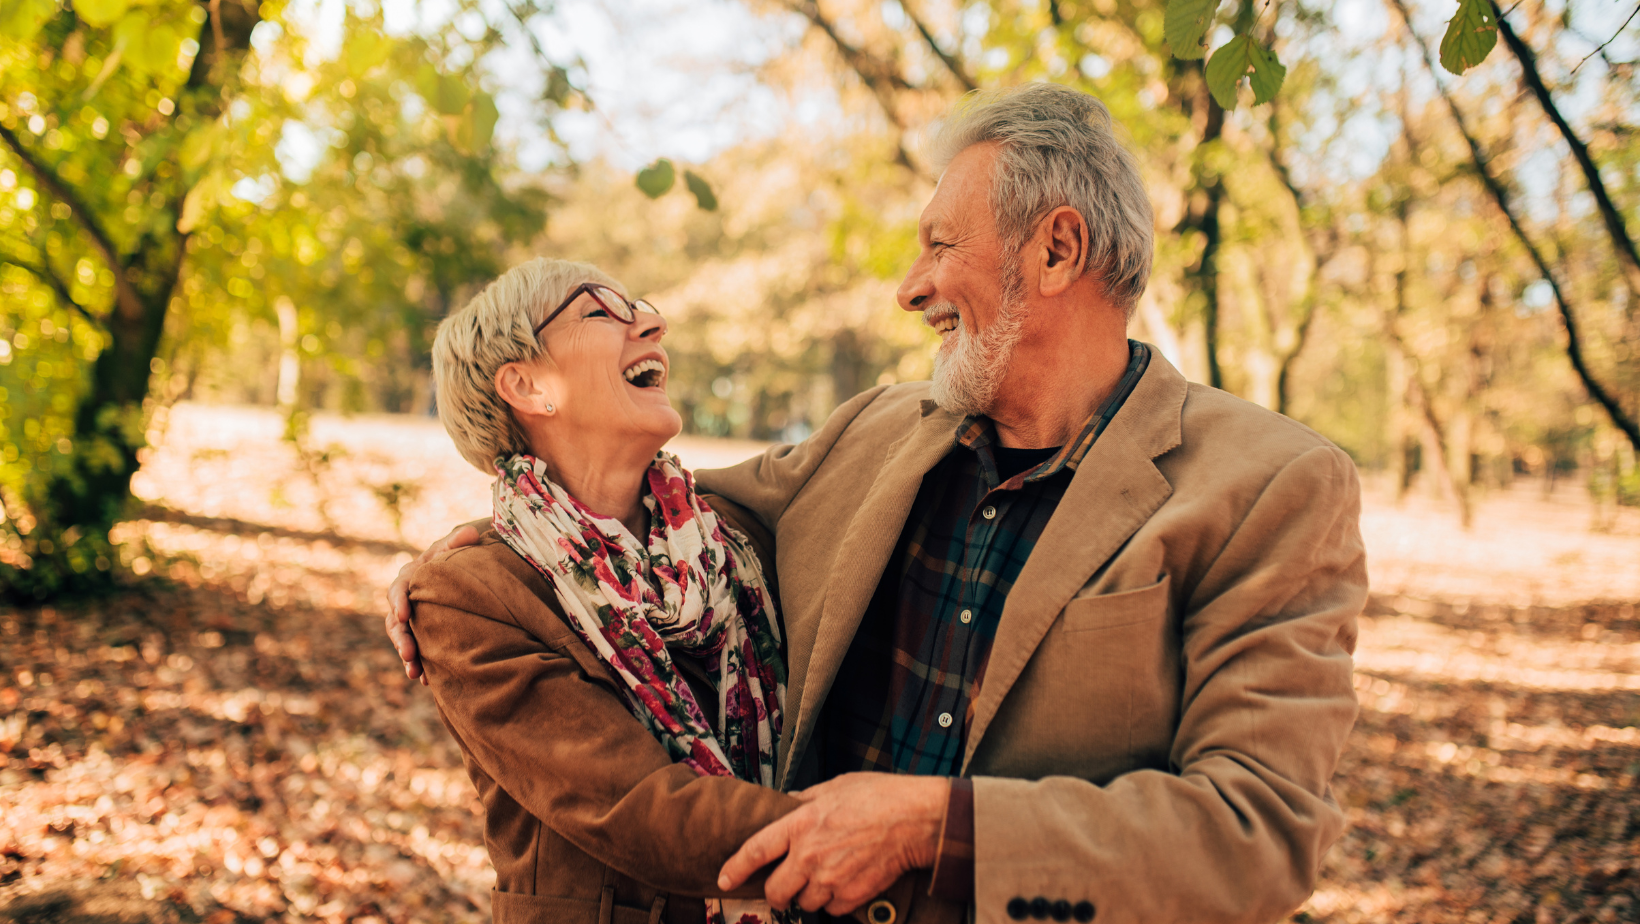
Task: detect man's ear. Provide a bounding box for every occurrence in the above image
[495,359,558,418]
[1036,206,1089,297]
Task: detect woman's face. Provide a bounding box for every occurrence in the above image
[536,284,682,451]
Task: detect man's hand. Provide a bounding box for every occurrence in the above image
[384,524,482,683]
[717,772,948,915]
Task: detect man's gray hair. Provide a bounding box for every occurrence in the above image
[928,83,1153,314]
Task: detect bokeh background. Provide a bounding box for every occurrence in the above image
[1,0,1638,921]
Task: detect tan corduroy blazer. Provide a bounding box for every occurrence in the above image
[693,348,1367,924]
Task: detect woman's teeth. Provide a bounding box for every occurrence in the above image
[622,359,666,388]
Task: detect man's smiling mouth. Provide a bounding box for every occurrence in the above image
[925,309,959,334]
[622,358,666,389]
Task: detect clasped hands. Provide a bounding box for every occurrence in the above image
[384,526,948,915]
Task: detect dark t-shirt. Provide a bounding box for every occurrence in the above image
[992,445,1061,483]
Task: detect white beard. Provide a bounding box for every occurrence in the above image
[928,263,1028,417]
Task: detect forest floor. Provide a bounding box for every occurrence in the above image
[1,402,1637,924]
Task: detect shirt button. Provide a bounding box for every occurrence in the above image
[981,505,997,519]
[959,608,973,624]
[937,712,954,728]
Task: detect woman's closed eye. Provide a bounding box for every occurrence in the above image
[584,307,612,319]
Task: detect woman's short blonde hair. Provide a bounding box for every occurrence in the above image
[432,258,622,473]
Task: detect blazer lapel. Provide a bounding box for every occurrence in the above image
[962,352,1189,772]
[777,400,962,787]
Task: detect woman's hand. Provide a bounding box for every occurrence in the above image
[384,523,483,683]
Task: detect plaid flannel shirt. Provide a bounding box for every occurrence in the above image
[815,341,1150,902]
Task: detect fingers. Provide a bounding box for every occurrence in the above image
[382,524,479,685]
[718,816,793,892]
[822,877,883,916]
[759,854,807,910]
[794,880,834,913]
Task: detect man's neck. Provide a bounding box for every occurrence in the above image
[985,333,1131,450]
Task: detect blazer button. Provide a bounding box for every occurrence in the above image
[1073,901,1096,922]
[1007,897,1030,920]
[866,899,896,924]
[1030,897,1051,919]
[1051,900,1072,921]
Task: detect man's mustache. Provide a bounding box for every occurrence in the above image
[921,303,960,330]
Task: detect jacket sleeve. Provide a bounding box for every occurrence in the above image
[972,445,1365,924]
[693,384,890,533]
[408,551,802,898]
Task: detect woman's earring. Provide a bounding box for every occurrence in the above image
[545,403,555,413]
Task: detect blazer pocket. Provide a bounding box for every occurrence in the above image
[1061,574,1170,633]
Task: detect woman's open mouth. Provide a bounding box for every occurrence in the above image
[622,358,666,389]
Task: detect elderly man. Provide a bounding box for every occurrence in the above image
[387,83,1364,924]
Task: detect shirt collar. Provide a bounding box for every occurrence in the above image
[956,341,1151,489]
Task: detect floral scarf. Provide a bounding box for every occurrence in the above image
[492,452,786,924]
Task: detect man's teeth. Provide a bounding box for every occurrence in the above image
[931,315,959,333]
[622,359,666,385]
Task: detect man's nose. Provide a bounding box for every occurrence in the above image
[896,255,933,313]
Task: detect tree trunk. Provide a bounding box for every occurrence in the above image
[0,0,259,599]
[1172,61,1226,389]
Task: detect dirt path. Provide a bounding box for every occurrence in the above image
[2,404,1636,922]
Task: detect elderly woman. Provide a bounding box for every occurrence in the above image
[407,258,799,924]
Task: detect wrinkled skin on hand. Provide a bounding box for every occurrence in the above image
[717,772,948,915]
[384,524,482,683]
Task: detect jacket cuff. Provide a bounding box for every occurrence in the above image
[928,777,974,902]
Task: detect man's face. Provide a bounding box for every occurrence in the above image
[896,142,1028,416]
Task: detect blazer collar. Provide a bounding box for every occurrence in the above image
[961,348,1188,771]
[775,397,963,787]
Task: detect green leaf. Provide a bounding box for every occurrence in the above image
[345,29,391,78]
[468,92,499,153]
[0,0,56,42]
[543,66,572,106]
[416,66,470,116]
[1439,0,1498,75]
[119,14,182,75]
[1164,0,1217,60]
[635,159,675,199]
[1245,41,1285,104]
[683,170,717,211]
[1203,33,1285,109]
[434,75,470,116]
[73,0,126,28]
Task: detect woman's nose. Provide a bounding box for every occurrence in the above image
[632,312,667,340]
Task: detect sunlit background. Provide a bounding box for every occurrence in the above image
[1,0,1638,921]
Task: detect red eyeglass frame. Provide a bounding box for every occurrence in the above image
[532,282,660,338]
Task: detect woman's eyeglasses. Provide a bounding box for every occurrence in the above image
[533,282,660,338]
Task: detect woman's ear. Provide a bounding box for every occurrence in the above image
[495,359,559,418]
[1036,206,1089,297]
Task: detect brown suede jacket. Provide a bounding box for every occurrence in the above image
[407,495,803,924]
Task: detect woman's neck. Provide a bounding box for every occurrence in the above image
[532,435,658,539]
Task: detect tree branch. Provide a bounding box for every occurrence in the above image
[0,123,143,323]
[1570,2,1640,74]
[1492,1,1640,297]
[779,0,931,177]
[901,0,976,92]
[1,255,104,329]
[1390,0,1640,452]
